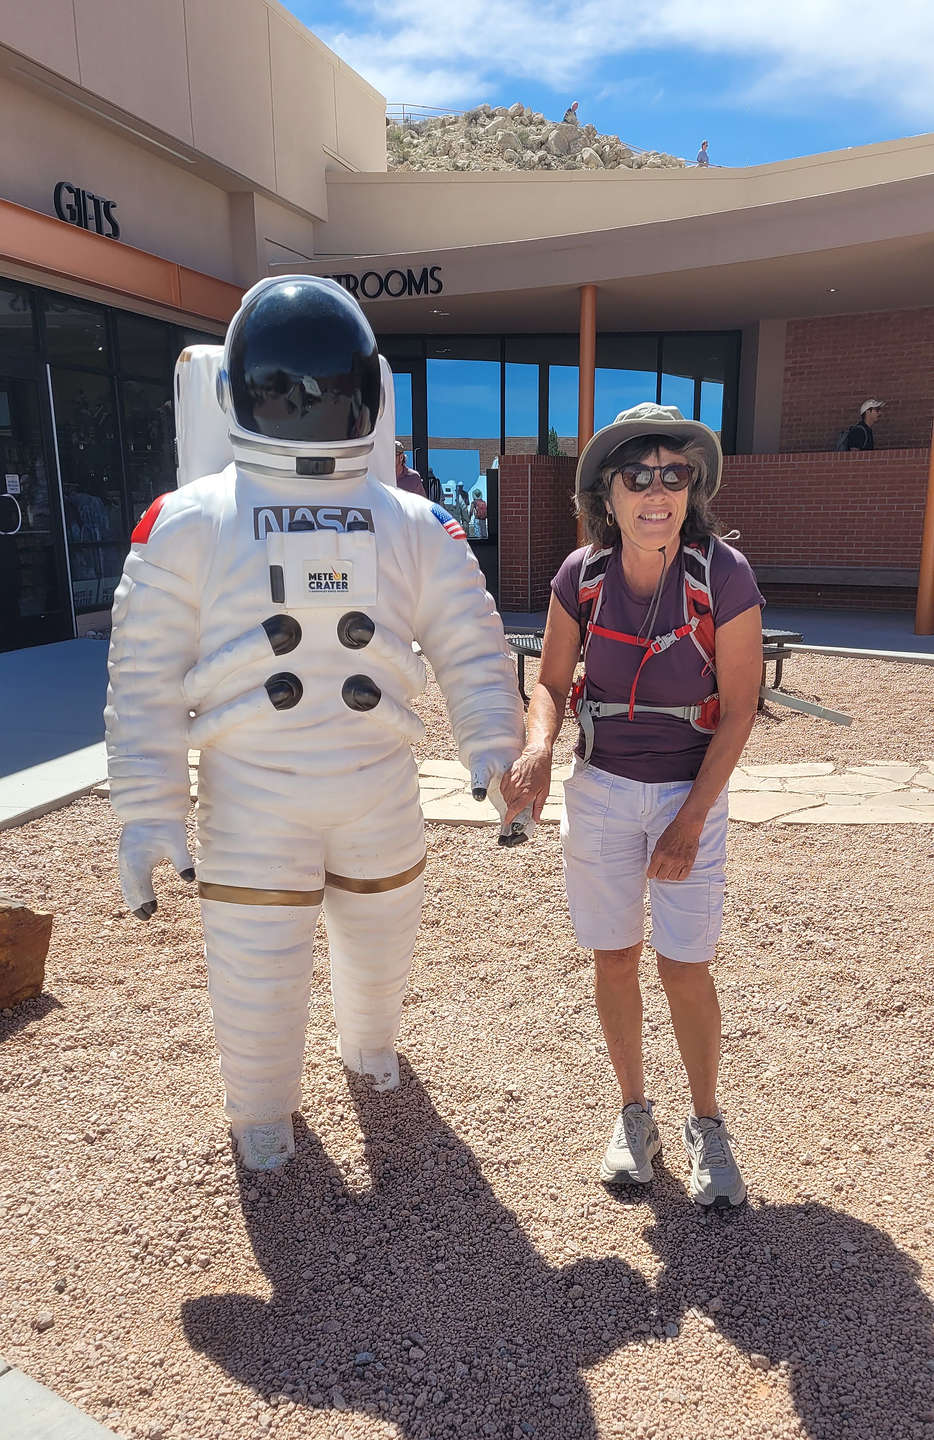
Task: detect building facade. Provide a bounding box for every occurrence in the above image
[1,0,933,649]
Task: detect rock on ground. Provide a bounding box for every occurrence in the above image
[0,896,52,1007]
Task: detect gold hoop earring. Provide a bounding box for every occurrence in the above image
[605,512,615,527]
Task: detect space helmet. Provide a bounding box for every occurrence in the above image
[218,275,383,477]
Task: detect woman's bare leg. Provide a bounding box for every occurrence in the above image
[594,942,646,1107]
[656,953,721,1117]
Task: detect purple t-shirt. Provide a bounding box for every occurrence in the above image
[552,538,764,782]
[396,466,427,498]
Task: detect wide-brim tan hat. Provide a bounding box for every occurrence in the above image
[575,402,723,499]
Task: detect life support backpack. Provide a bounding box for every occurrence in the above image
[568,538,720,763]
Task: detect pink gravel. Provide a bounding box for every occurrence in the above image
[0,652,932,1440]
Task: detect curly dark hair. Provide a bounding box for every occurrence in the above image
[575,433,719,548]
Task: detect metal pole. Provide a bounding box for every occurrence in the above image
[576,283,597,545]
[915,421,934,634]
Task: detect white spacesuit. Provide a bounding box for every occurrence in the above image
[105,276,527,1170]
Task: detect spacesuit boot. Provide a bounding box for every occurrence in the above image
[106,276,528,1170]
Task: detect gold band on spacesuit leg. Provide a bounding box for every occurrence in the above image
[198,882,325,906]
[324,853,427,894]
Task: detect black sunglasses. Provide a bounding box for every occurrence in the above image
[617,462,694,493]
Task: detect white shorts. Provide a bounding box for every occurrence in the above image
[560,761,729,963]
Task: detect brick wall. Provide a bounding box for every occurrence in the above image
[497,449,929,614]
[720,449,928,609]
[499,454,577,611]
[780,308,934,452]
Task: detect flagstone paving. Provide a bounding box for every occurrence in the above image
[90,755,934,828]
[415,759,934,826]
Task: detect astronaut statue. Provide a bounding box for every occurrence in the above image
[105,277,528,1171]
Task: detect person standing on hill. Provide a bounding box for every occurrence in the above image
[696,140,710,167]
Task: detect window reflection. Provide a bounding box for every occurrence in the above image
[548,365,578,453]
[393,370,414,445]
[0,284,36,368]
[426,351,500,530]
[44,295,109,368]
[117,313,174,380]
[122,380,175,528]
[51,369,124,615]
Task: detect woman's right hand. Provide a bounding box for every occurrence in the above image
[500,744,554,825]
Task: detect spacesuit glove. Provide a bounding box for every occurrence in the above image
[118,820,195,921]
[470,758,536,847]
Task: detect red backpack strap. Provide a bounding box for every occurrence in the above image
[682,537,717,671]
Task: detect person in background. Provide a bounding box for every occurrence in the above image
[500,403,764,1210]
[839,400,885,451]
[469,488,488,539]
[394,440,427,498]
[563,101,580,125]
[696,140,710,168]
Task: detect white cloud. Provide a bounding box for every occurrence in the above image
[310,0,934,123]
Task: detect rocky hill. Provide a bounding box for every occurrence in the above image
[386,102,685,173]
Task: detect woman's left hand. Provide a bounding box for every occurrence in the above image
[647,814,704,882]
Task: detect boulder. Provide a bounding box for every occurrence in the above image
[580,147,604,169]
[547,124,579,157]
[496,129,521,153]
[502,149,520,164]
[0,897,52,1008]
[508,101,525,118]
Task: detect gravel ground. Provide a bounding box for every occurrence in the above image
[1,653,933,1440]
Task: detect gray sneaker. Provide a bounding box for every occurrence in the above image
[682,1113,747,1208]
[600,1101,661,1184]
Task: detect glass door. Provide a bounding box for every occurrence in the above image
[384,356,430,497]
[0,375,71,652]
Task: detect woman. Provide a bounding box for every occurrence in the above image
[501,403,763,1208]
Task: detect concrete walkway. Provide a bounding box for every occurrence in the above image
[0,639,109,830]
[0,1357,120,1438]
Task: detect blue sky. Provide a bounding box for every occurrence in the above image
[291,0,933,166]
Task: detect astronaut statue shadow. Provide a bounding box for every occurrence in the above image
[182,1060,656,1438]
[623,1160,934,1438]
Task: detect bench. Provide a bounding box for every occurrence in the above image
[506,627,804,706]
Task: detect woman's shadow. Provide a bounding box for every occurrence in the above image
[628,1155,934,1437]
[183,1067,934,1438]
[182,1060,655,1438]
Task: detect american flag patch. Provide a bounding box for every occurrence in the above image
[430,503,466,541]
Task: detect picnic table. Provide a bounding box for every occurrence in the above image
[506,626,804,705]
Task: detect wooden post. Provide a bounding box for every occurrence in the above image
[916,423,934,634]
[576,283,597,545]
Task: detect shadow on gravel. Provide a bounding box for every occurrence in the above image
[612,1156,934,1438]
[0,992,61,1044]
[182,1061,657,1438]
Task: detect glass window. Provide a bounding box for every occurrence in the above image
[117,312,174,380]
[595,335,659,429]
[0,283,37,368]
[504,363,538,450]
[700,380,725,434]
[0,378,67,639]
[660,335,732,421]
[51,369,124,615]
[393,370,414,446]
[426,347,501,508]
[121,380,175,528]
[44,294,109,368]
[548,365,578,454]
[177,327,224,351]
